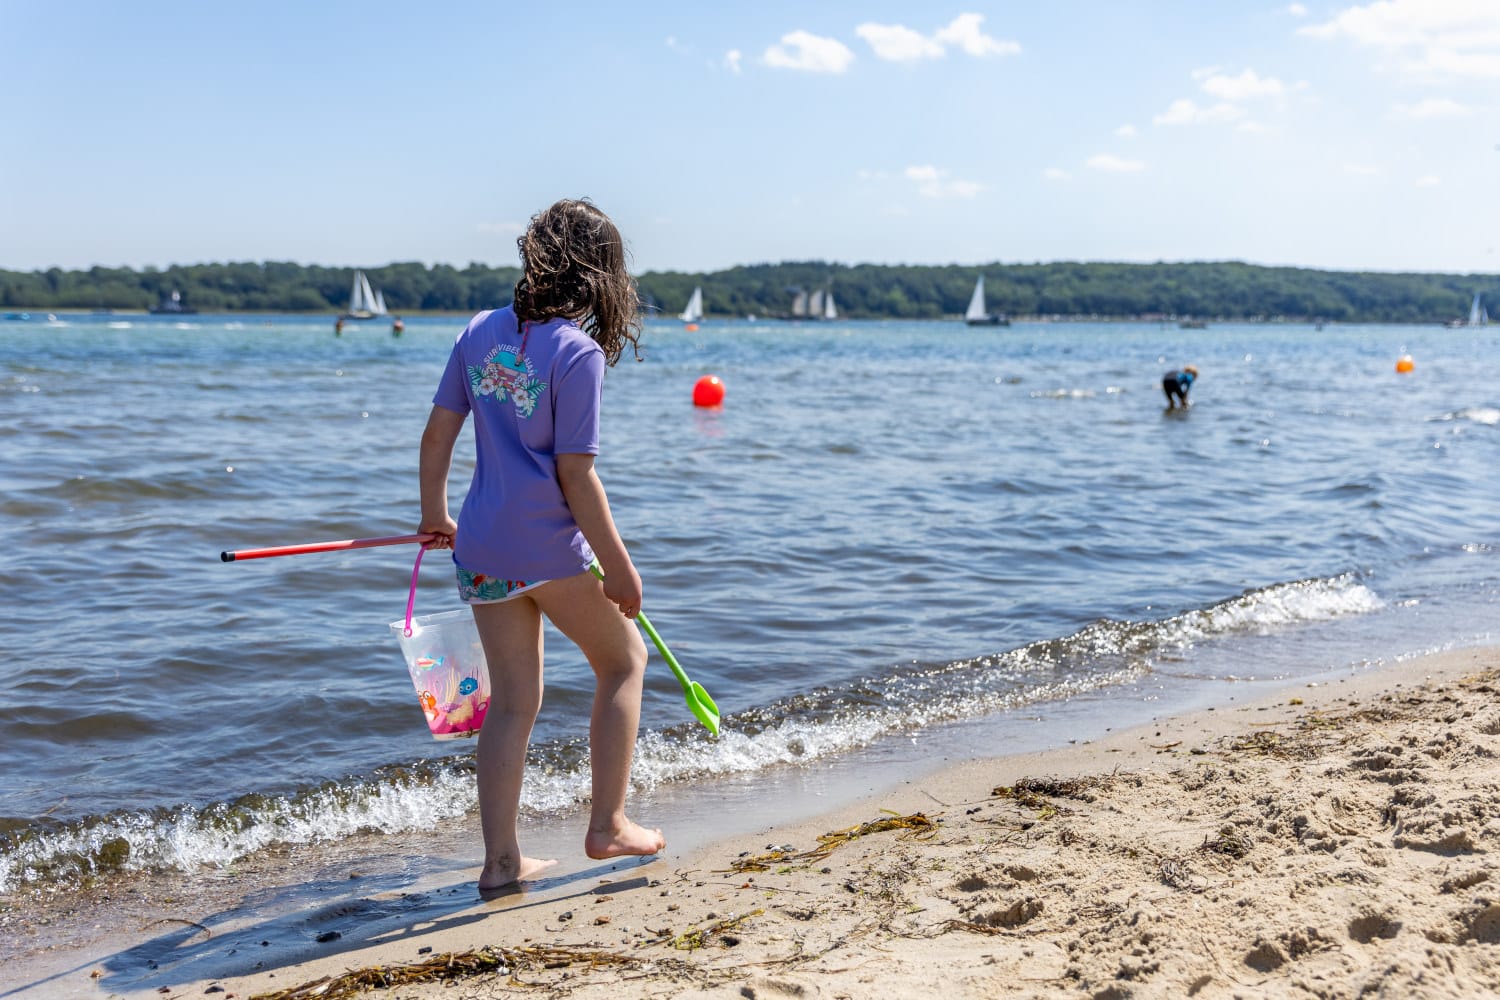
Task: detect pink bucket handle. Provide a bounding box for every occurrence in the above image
[403,546,425,637]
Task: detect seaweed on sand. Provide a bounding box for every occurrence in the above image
[724,812,937,873]
[249,944,638,1000]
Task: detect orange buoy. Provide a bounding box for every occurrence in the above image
[685,323,699,332]
[692,374,725,407]
[1395,355,1414,373]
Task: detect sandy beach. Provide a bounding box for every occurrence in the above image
[21,645,1481,1000]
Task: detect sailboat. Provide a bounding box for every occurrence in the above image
[679,286,704,325]
[788,285,838,320]
[342,270,388,321]
[964,275,1006,326]
[1469,292,1488,327]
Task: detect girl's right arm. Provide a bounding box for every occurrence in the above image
[418,404,466,549]
[556,453,643,618]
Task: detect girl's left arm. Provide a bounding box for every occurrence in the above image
[418,405,465,549]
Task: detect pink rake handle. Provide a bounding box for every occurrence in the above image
[219,533,434,562]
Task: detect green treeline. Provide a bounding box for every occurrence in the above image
[2,259,1495,323]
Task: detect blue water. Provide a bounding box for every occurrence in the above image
[2,311,1498,897]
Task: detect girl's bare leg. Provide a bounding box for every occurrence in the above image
[532,572,665,859]
[471,596,558,889]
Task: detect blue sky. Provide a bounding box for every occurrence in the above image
[3,1,1497,274]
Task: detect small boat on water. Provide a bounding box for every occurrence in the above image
[964,275,1007,326]
[150,289,197,315]
[342,270,387,321]
[679,286,704,327]
[1448,292,1488,328]
[789,285,838,321]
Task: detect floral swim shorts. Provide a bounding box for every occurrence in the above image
[456,563,550,605]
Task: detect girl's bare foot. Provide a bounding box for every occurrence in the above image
[585,819,665,860]
[478,854,557,891]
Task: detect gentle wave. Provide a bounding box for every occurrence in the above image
[1436,407,1500,426]
[0,573,1380,893]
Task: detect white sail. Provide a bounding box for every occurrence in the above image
[1469,293,1484,326]
[679,286,703,323]
[965,276,988,321]
[823,289,837,320]
[359,273,377,314]
[809,289,824,317]
[348,272,367,314]
[373,289,387,315]
[791,289,808,317]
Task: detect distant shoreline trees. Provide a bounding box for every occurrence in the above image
[1,259,1494,324]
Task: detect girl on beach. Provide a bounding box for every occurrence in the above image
[417,198,663,890]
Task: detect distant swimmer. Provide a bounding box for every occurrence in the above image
[334,316,345,337]
[1162,365,1198,409]
[392,315,405,336]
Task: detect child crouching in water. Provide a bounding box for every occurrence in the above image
[418,198,664,890]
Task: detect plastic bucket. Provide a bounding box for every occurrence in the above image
[390,548,490,740]
[389,609,490,740]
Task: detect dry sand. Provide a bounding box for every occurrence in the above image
[58,647,1500,998]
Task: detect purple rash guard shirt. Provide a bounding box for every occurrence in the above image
[432,306,605,580]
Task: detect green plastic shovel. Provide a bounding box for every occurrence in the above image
[589,562,720,737]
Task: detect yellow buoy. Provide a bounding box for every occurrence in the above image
[1395,355,1414,373]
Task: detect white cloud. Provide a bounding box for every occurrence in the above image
[1200,68,1288,100]
[1191,65,1223,81]
[1392,96,1470,117]
[934,13,1021,57]
[1286,3,1309,16]
[904,164,984,197]
[724,49,743,74]
[1087,154,1146,173]
[1154,98,1247,125]
[1415,174,1442,186]
[764,30,855,73]
[1300,1,1500,79]
[1043,166,1071,181]
[855,23,944,61]
[855,13,1019,62]
[1115,124,1137,137]
[1344,162,1382,175]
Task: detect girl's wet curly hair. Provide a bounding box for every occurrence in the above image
[512,199,643,365]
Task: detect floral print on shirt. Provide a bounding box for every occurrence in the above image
[468,345,547,418]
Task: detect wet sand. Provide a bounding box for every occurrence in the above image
[9,646,1500,999]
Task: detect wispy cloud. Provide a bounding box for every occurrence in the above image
[1115,124,1137,137]
[1155,66,1295,127]
[855,23,943,61]
[1415,174,1442,186]
[1043,166,1071,181]
[1286,3,1309,17]
[934,13,1021,56]
[1391,96,1471,117]
[1154,98,1246,125]
[1200,68,1289,100]
[905,164,984,197]
[764,30,855,73]
[1300,1,1500,79]
[724,49,743,74]
[1087,154,1146,173]
[856,13,1019,62]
